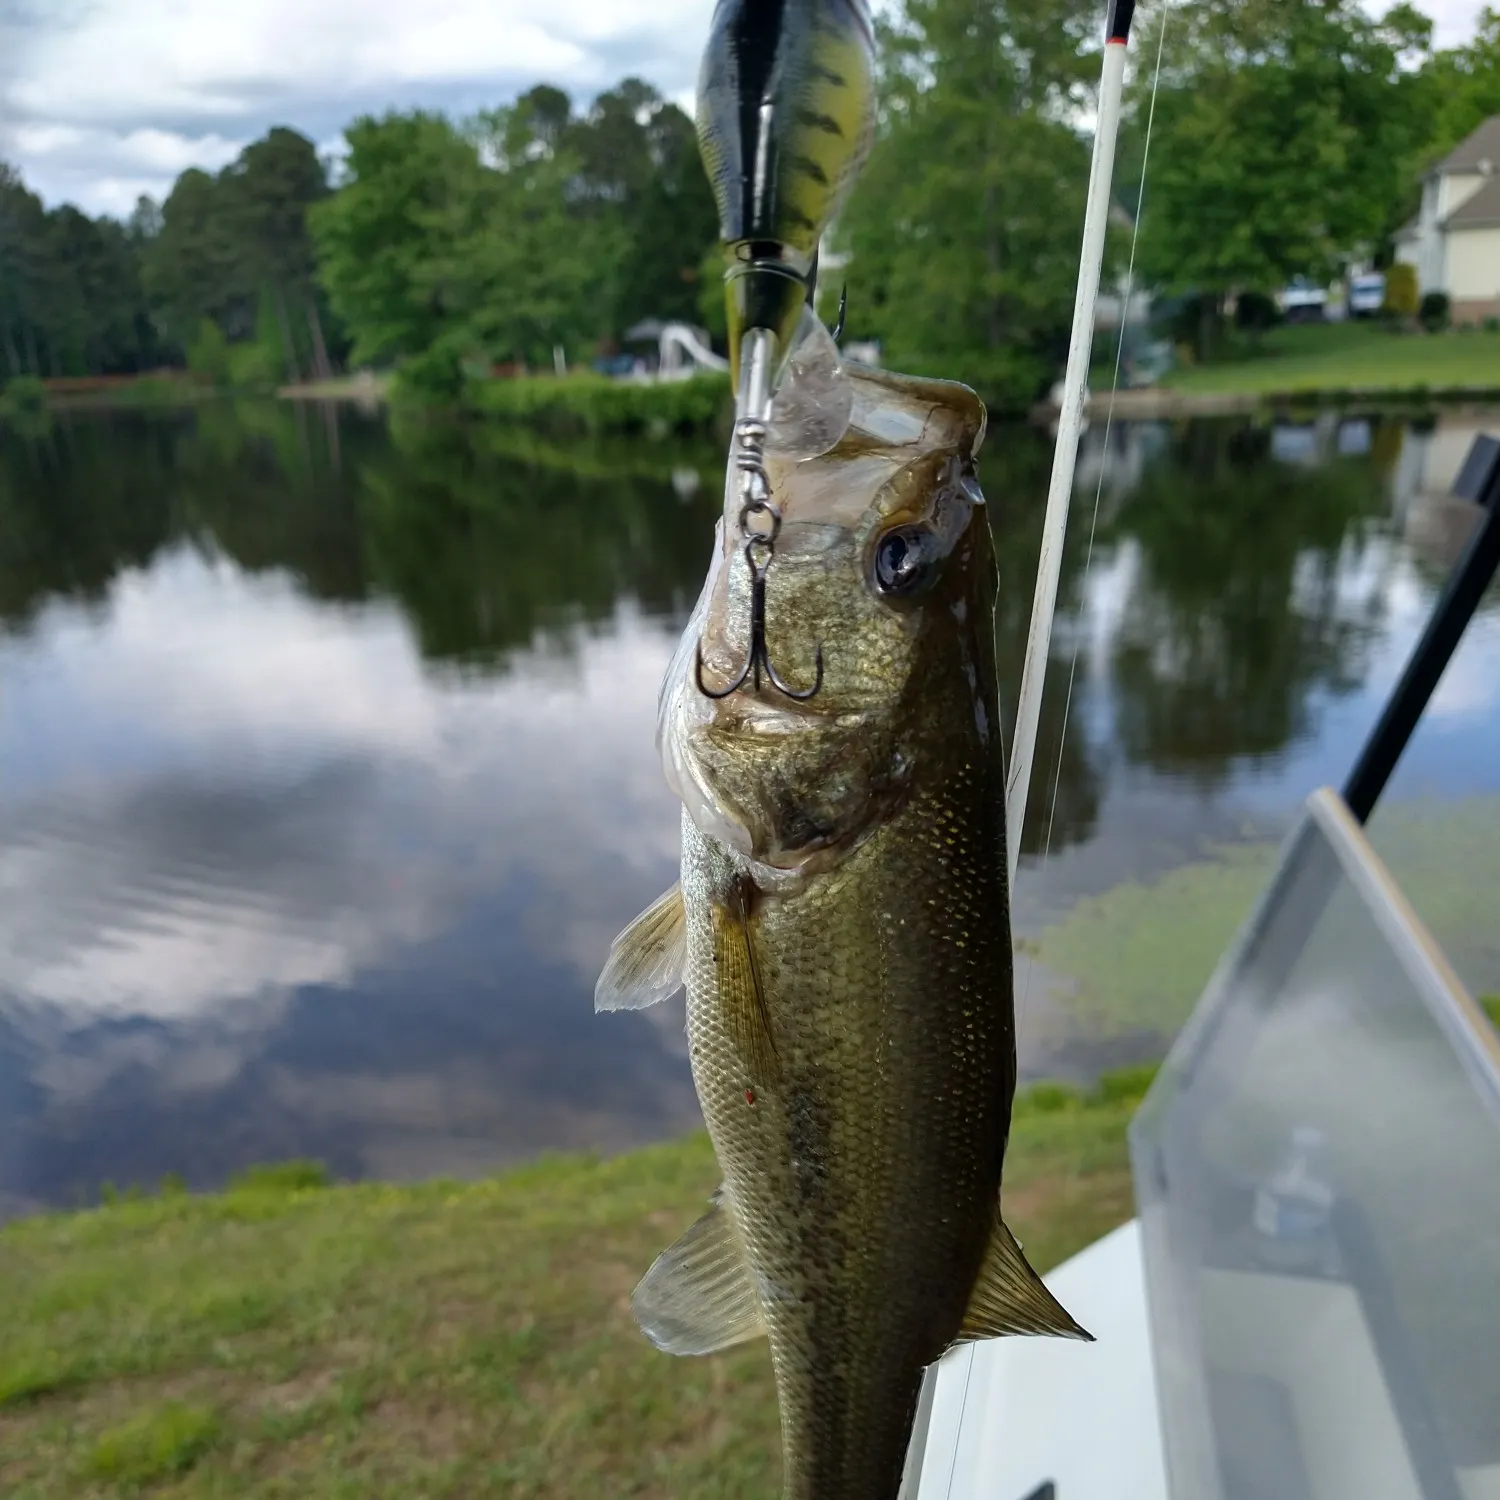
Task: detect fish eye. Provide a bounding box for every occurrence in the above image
[873,525,937,597]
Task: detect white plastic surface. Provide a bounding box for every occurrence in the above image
[913,1219,1168,1500]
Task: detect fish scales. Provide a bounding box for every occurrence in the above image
[683,745,1013,1498]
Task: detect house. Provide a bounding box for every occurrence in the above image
[1394,114,1500,325]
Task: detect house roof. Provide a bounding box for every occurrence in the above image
[1433,114,1500,176]
[1444,175,1500,229]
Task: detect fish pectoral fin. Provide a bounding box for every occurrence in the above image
[631,1191,768,1357]
[595,884,687,1012]
[711,880,780,1084]
[955,1214,1094,1345]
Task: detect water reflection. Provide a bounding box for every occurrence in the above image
[1104,420,1391,786]
[1,400,1497,1214]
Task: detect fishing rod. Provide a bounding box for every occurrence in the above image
[1004,0,1138,885]
[899,4,1144,1492]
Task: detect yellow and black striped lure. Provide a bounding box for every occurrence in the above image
[696,0,877,385]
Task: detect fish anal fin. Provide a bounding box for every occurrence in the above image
[595,884,686,1012]
[955,1214,1094,1344]
[711,878,780,1085]
[631,1191,767,1356]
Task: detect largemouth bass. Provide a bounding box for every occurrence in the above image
[696,0,878,384]
[598,359,1089,1500]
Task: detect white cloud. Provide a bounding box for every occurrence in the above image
[2,0,712,212]
[1,0,1491,214]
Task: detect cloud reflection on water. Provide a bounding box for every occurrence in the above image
[0,544,695,1204]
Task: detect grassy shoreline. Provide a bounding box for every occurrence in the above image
[1035,324,1500,418]
[0,1069,1150,1499]
[1159,322,1500,398]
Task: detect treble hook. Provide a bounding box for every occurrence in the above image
[696,347,826,703]
[695,536,824,702]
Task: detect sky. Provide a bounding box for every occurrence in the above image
[0,0,1491,219]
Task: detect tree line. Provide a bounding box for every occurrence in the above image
[1,0,1495,402]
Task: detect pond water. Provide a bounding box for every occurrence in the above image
[1,399,1498,1217]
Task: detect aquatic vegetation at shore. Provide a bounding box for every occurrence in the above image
[466,371,731,435]
[1035,796,1500,1038]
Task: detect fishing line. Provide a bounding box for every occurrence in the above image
[1013,0,1169,1052]
[941,10,1169,1496]
[941,1342,978,1500]
[1036,4,1169,888]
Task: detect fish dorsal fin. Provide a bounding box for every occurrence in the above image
[631,1189,768,1356]
[595,885,686,1012]
[955,1213,1094,1345]
[711,879,780,1084]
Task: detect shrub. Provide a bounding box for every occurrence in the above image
[1419,291,1451,332]
[229,1159,331,1193]
[1234,290,1280,333]
[227,338,280,392]
[0,373,47,414]
[1382,263,1419,320]
[470,371,732,433]
[186,318,232,386]
[1095,1063,1161,1105]
[1016,1081,1081,1114]
[394,343,468,402]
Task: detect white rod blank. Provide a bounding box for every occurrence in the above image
[1005,36,1131,887]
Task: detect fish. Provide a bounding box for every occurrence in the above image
[696,0,879,384]
[597,355,1091,1500]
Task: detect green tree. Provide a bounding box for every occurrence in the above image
[465,94,616,365]
[1130,0,1435,360]
[0,163,161,378]
[142,167,245,347]
[0,165,57,377]
[837,0,1105,406]
[310,111,491,375]
[1420,6,1500,162]
[222,127,335,381]
[313,100,636,390]
[45,207,153,374]
[562,80,718,340]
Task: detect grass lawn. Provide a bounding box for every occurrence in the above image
[0,1072,1150,1500]
[1159,321,1500,396]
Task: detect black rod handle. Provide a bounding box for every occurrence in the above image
[1342,434,1500,823]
